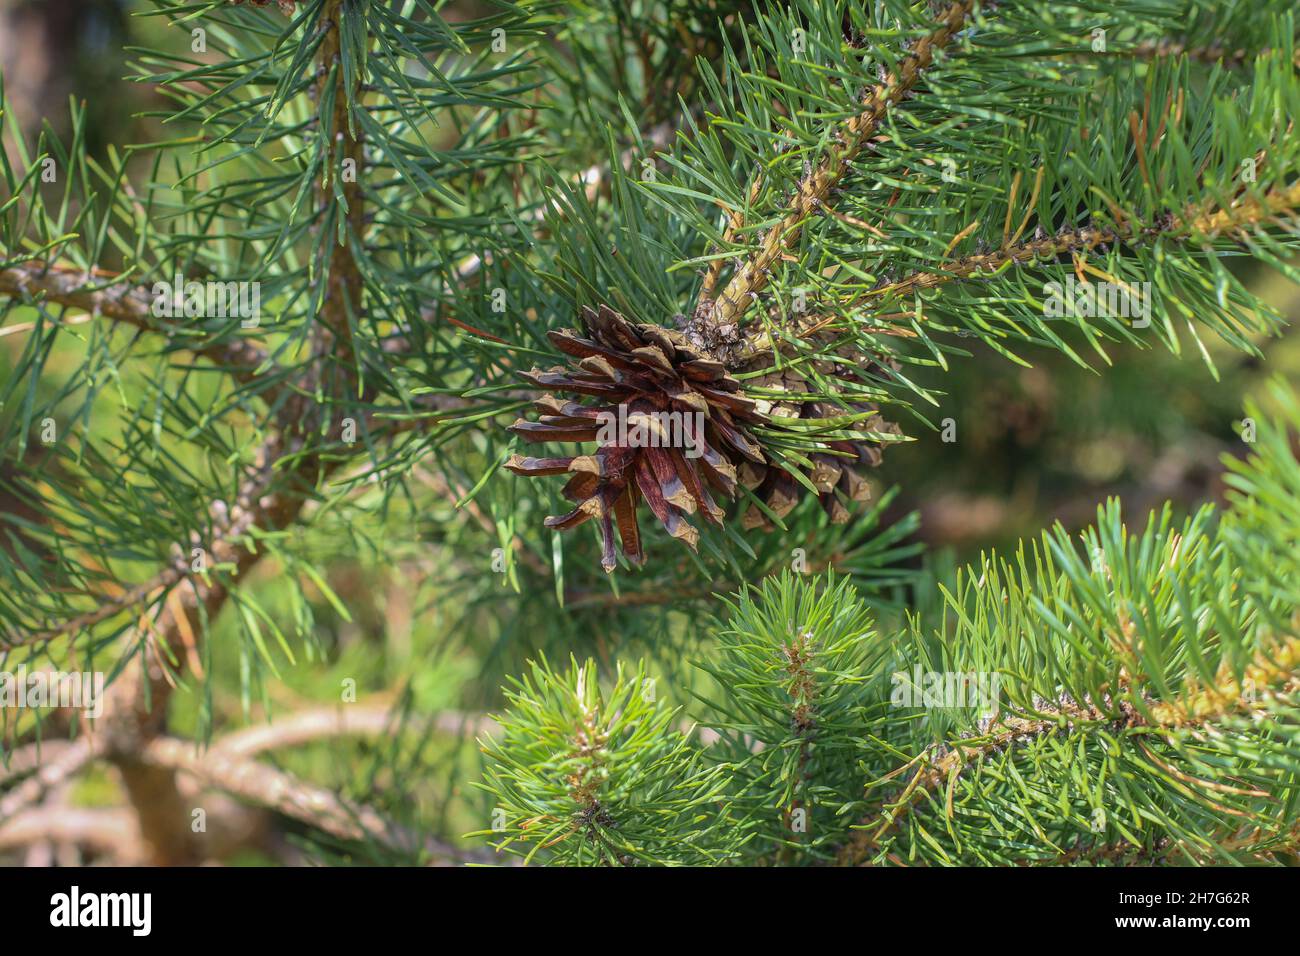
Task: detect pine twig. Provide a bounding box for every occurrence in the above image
[0,262,270,384]
[8,432,306,654]
[1123,40,1300,69]
[733,178,1300,362]
[89,3,379,865]
[699,0,975,332]
[10,566,187,652]
[837,634,1300,865]
[214,705,499,757]
[141,736,488,864]
[315,0,366,378]
[865,179,1300,302]
[0,735,105,823]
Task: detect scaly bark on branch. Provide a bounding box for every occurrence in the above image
[0,262,270,384]
[837,634,1300,865]
[733,179,1300,363]
[0,807,141,860]
[697,1,974,332]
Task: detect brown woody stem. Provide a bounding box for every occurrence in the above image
[0,262,269,384]
[703,1,974,331]
[837,634,1300,866]
[734,179,1300,364]
[141,736,484,863]
[316,0,366,378]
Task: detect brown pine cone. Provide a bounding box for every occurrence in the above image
[505,305,767,571]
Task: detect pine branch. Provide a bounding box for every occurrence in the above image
[481,378,1300,865]
[0,742,76,786]
[0,736,105,822]
[9,431,306,653]
[2,13,538,875]
[871,179,1300,302]
[8,0,1300,870]
[839,631,1300,866]
[695,0,975,332]
[0,262,270,383]
[1125,39,1300,68]
[736,178,1300,361]
[8,390,451,653]
[476,657,738,865]
[214,705,497,757]
[0,808,140,860]
[75,2,385,864]
[315,0,365,381]
[9,566,184,652]
[141,736,483,864]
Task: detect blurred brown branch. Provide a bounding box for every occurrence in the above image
[142,736,486,864]
[0,807,141,861]
[214,705,499,757]
[0,735,105,822]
